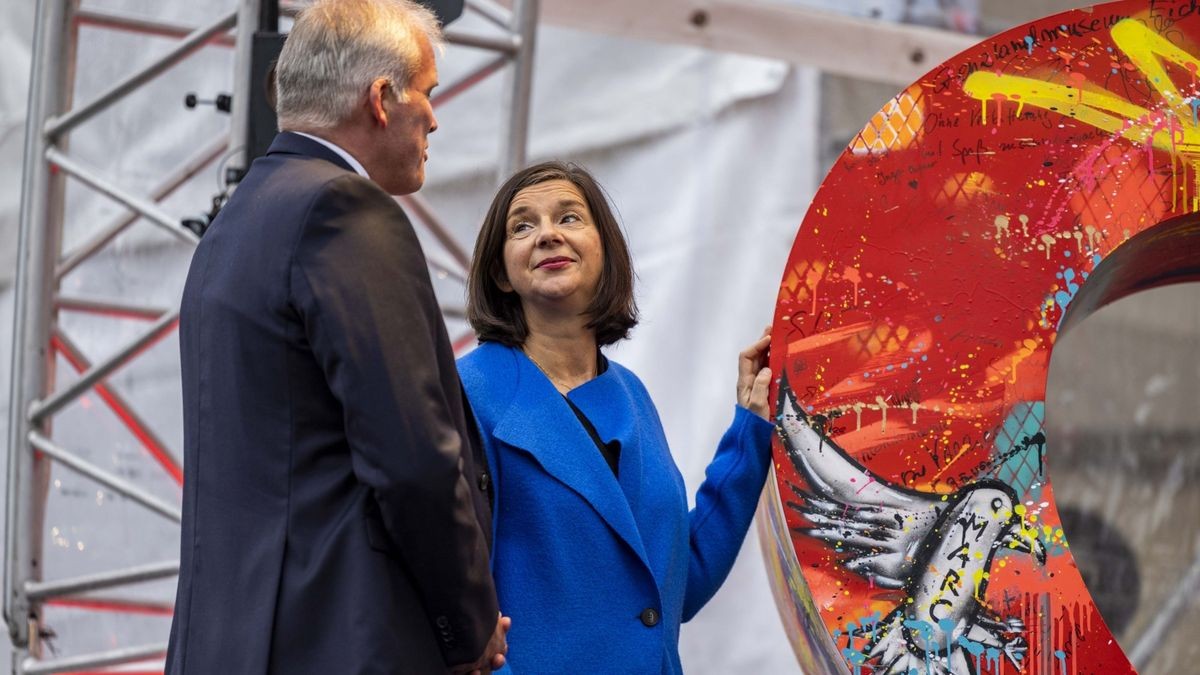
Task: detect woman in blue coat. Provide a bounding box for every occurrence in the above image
[459,161,773,674]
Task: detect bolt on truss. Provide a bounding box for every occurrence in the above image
[5,0,539,672]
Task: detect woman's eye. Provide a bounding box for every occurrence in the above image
[510,222,533,237]
[561,213,580,224]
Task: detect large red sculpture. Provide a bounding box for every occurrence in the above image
[763,2,1200,673]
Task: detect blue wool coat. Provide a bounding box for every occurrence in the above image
[458,342,774,674]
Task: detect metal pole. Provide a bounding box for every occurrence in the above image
[465,0,512,30]
[55,295,170,321]
[46,148,199,245]
[25,560,179,601]
[52,331,184,483]
[55,136,223,280]
[75,7,237,47]
[28,310,181,424]
[6,0,72,661]
[1129,551,1200,669]
[396,193,472,271]
[22,643,167,675]
[445,29,519,54]
[498,0,538,180]
[46,595,173,616]
[431,54,509,108]
[226,0,262,180]
[27,433,183,524]
[43,10,237,140]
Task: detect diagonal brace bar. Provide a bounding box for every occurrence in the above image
[397,193,471,271]
[432,53,509,108]
[53,330,184,484]
[46,594,173,616]
[56,136,223,279]
[22,642,167,675]
[445,28,520,54]
[46,148,199,246]
[43,10,237,139]
[29,310,180,423]
[76,7,238,47]
[466,0,512,30]
[28,432,182,523]
[55,294,171,321]
[24,560,179,601]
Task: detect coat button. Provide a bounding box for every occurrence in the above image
[478,472,490,492]
[640,608,660,627]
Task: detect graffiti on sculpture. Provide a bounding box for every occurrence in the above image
[762,2,1200,673]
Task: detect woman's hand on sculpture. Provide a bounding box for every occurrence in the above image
[738,327,773,420]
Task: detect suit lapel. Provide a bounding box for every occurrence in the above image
[492,353,649,568]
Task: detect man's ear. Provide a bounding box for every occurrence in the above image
[492,265,513,293]
[367,78,391,127]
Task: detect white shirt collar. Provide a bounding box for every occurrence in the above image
[292,131,370,179]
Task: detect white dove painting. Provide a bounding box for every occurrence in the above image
[777,375,1046,674]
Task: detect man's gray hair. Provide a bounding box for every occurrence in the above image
[275,0,443,131]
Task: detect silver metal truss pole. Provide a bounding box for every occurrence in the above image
[21,643,167,675]
[6,0,74,665]
[43,10,238,141]
[227,0,262,179]
[432,53,509,108]
[27,433,182,524]
[445,28,519,54]
[28,310,180,424]
[397,193,472,271]
[1129,550,1200,669]
[465,0,511,30]
[75,6,237,47]
[54,295,171,321]
[499,0,539,180]
[55,136,227,280]
[25,560,180,602]
[45,148,200,245]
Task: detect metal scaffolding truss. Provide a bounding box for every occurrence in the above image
[5,0,539,672]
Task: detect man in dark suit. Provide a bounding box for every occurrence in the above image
[165,1,507,672]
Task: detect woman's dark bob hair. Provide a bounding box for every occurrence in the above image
[467,161,639,347]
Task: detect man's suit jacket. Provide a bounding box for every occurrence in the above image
[166,132,497,674]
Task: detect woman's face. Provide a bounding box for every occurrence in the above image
[498,179,604,315]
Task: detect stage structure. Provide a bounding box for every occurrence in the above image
[4,0,539,672]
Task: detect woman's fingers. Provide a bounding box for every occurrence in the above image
[748,366,773,419]
[739,330,773,410]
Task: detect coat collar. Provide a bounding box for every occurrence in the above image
[488,346,650,568]
[266,131,356,173]
[566,373,644,515]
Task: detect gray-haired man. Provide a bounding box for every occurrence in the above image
[166,1,508,672]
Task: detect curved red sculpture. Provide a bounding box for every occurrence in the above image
[763,2,1200,673]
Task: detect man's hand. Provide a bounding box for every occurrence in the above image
[451,613,511,675]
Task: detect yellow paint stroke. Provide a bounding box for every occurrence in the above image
[929,440,975,482]
[965,20,1200,152]
[964,19,1200,212]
